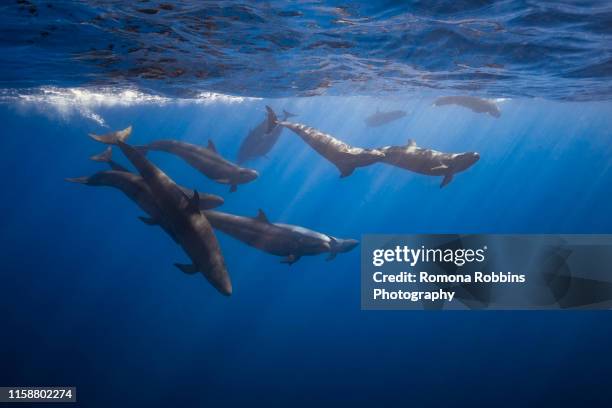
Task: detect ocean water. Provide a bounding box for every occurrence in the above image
[2,1,612,407]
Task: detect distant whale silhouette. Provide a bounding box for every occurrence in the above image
[237,109,296,164]
[434,96,501,118]
[266,106,385,177]
[89,127,232,296]
[364,108,407,127]
[204,209,359,264]
[379,139,480,188]
[114,138,257,193]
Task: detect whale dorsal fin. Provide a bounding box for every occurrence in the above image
[187,190,200,212]
[255,209,270,223]
[407,139,416,147]
[207,140,217,153]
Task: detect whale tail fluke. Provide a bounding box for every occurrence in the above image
[65,176,90,184]
[90,146,113,163]
[265,106,278,133]
[89,146,130,172]
[89,125,132,145]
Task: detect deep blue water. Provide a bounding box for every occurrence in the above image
[1,96,612,406]
[2,1,612,407]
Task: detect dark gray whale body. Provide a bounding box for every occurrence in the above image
[135,139,258,192]
[66,167,224,239]
[365,109,407,127]
[89,127,232,296]
[67,170,166,224]
[70,145,224,218]
[266,106,385,177]
[380,140,480,188]
[66,170,218,243]
[237,109,296,164]
[434,96,501,118]
[204,209,359,264]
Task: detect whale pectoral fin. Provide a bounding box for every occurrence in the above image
[175,263,198,275]
[65,176,90,184]
[326,252,337,261]
[338,165,355,178]
[229,184,237,193]
[138,216,159,226]
[281,254,300,265]
[440,174,454,188]
[207,140,218,153]
[255,209,270,223]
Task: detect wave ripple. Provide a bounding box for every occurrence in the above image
[1,0,611,100]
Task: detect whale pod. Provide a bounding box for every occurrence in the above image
[89,127,232,296]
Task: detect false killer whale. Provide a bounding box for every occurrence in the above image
[89,127,232,296]
[133,140,259,193]
[204,209,359,265]
[89,129,258,192]
[67,147,224,229]
[364,108,407,127]
[379,139,480,188]
[266,106,384,177]
[237,109,296,164]
[434,96,501,118]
